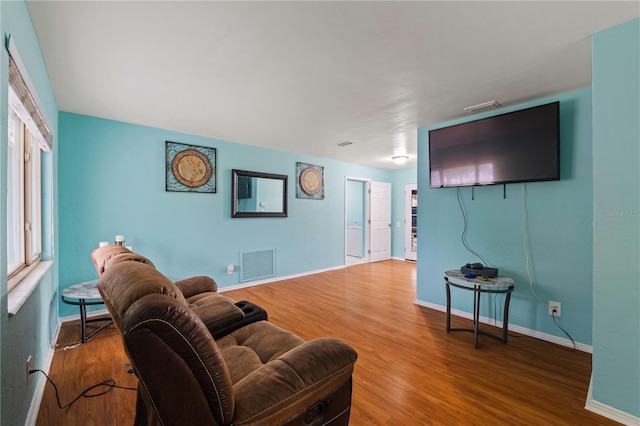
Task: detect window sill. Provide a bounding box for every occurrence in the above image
[8,260,53,316]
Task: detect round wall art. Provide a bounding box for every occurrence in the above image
[296,162,324,199]
[166,141,217,193]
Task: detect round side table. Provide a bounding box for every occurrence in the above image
[444,270,515,349]
[61,280,112,343]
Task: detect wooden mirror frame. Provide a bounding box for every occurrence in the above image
[231,169,288,218]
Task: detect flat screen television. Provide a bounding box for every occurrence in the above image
[428,101,560,188]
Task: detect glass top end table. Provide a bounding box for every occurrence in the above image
[61,280,113,343]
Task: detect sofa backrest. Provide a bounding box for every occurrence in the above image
[122,294,235,425]
[98,260,187,332]
[91,245,155,276]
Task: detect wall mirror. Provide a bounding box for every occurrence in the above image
[231,169,288,218]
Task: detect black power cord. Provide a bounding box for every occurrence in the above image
[29,369,136,409]
[551,312,577,351]
[456,187,490,266]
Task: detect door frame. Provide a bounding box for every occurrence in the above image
[344,176,371,265]
[405,183,417,261]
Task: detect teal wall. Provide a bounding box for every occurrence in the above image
[57,112,399,317]
[592,18,639,418]
[417,88,594,344]
[0,1,59,425]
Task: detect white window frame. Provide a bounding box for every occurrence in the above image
[7,104,43,292]
[6,38,53,295]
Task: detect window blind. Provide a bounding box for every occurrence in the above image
[6,36,53,150]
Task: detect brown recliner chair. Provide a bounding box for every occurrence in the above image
[91,245,267,339]
[97,249,358,425]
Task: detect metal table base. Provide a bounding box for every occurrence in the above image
[61,280,113,343]
[444,272,514,349]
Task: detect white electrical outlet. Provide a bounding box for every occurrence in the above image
[227,264,234,275]
[26,355,32,385]
[548,301,561,317]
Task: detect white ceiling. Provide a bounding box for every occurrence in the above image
[26,1,639,170]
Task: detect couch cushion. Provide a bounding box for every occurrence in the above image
[189,293,245,332]
[218,322,358,424]
[217,321,305,383]
[174,275,218,297]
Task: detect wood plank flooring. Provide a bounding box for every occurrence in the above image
[37,260,618,425]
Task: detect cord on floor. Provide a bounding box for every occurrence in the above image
[29,369,136,409]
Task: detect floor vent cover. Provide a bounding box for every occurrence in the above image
[240,248,275,282]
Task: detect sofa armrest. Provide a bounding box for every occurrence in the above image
[174,275,218,297]
[189,294,245,335]
[232,338,357,424]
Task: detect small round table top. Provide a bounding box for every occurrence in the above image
[61,279,102,301]
[445,270,514,288]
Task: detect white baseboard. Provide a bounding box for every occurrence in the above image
[58,308,110,324]
[585,375,640,425]
[219,264,346,292]
[220,259,414,292]
[55,264,348,309]
[413,299,592,353]
[25,318,62,426]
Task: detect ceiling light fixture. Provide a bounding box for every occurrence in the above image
[392,155,409,164]
[463,100,501,113]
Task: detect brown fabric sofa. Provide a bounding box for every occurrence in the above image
[93,246,358,425]
[91,245,267,339]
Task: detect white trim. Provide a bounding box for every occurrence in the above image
[413,299,592,353]
[219,264,346,292]
[25,318,62,426]
[585,376,640,425]
[58,308,110,324]
[57,265,348,314]
[345,176,372,182]
[8,261,54,316]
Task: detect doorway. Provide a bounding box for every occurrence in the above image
[344,178,392,266]
[345,178,368,266]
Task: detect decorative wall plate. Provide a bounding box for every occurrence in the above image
[166,141,216,193]
[296,162,324,199]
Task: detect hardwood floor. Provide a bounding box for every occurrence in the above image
[37,260,618,425]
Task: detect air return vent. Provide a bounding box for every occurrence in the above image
[240,248,275,282]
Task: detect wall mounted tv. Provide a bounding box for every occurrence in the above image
[428,101,560,188]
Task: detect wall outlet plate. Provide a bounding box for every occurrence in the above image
[227,264,234,275]
[548,301,561,317]
[26,355,32,385]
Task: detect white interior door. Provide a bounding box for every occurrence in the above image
[369,181,392,262]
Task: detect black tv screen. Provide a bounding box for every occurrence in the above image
[428,101,560,188]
